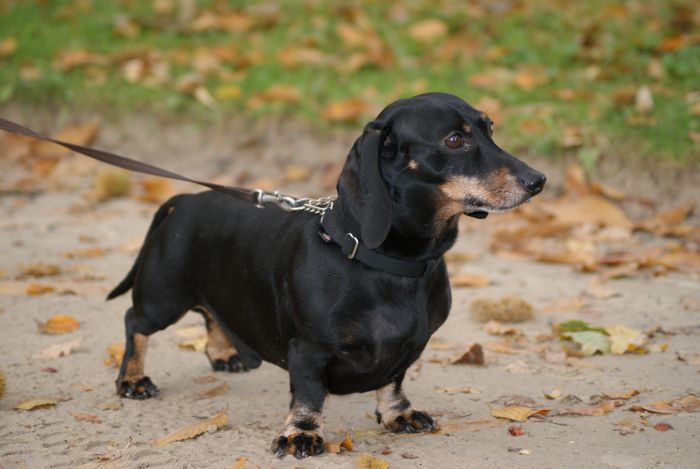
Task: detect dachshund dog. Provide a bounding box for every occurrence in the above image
[107,92,546,458]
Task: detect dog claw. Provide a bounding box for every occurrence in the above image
[116,376,159,399]
[386,410,436,433]
[271,433,324,459]
[211,355,248,373]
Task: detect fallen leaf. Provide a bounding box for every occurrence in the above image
[491,406,549,422]
[508,425,526,436]
[562,331,611,356]
[355,453,389,469]
[30,121,101,158]
[629,395,700,414]
[178,338,207,353]
[103,343,124,368]
[435,386,480,395]
[97,401,123,411]
[254,85,301,104]
[137,178,175,204]
[0,36,18,57]
[36,315,80,334]
[449,343,484,365]
[93,168,131,201]
[26,283,55,295]
[409,19,448,43]
[584,278,619,300]
[152,410,228,447]
[193,375,219,384]
[484,321,522,336]
[470,296,534,323]
[451,273,491,288]
[601,390,640,400]
[635,86,654,113]
[654,422,673,432]
[340,434,353,451]
[63,246,108,259]
[33,338,82,359]
[544,389,561,400]
[604,325,647,354]
[544,195,633,229]
[18,263,61,277]
[556,401,615,416]
[192,383,230,400]
[15,399,58,410]
[41,367,58,373]
[321,99,372,123]
[70,412,101,423]
[484,340,526,355]
[613,417,639,435]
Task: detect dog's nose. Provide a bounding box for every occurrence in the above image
[519,171,546,195]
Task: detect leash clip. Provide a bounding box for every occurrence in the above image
[345,233,359,259]
[254,189,336,216]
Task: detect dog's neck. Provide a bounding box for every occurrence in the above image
[332,193,460,262]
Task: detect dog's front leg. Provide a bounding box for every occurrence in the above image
[272,339,328,459]
[375,374,436,433]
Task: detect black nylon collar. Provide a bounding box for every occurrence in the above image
[320,207,429,277]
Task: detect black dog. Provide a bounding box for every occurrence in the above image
[107,92,545,458]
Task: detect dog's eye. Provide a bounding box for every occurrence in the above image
[445,134,465,149]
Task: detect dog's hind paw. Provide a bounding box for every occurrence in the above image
[381,409,436,434]
[211,355,248,373]
[116,376,159,399]
[271,432,324,459]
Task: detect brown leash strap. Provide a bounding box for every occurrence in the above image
[0,117,257,202]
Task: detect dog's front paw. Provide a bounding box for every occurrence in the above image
[271,431,324,459]
[116,376,159,399]
[210,354,248,373]
[377,408,436,433]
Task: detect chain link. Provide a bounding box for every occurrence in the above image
[254,190,336,216]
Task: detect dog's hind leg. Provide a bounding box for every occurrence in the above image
[116,307,161,399]
[375,374,436,433]
[197,308,248,373]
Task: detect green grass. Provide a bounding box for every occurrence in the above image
[0,0,698,165]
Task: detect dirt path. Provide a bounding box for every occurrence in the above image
[0,116,699,469]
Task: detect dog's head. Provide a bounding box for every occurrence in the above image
[337,92,546,250]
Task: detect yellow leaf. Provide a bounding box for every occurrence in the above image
[33,338,82,359]
[355,452,389,469]
[557,402,615,416]
[18,263,61,278]
[604,325,647,354]
[26,283,55,295]
[104,343,125,368]
[152,410,228,447]
[451,273,491,288]
[179,338,208,353]
[484,321,522,336]
[630,395,700,414]
[215,85,243,100]
[321,99,372,123]
[14,399,58,410]
[36,315,80,334]
[0,36,18,57]
[255,85,301,104]
[136,178,175,204]
[491,406,549,422]
[543,389,561,400]
[63,246,108,259]
[192,383,230,400]
[340,434,353,451]
[70,412,101,423]
[543,195,633,230]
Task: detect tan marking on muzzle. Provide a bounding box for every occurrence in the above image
[124,333,148,382]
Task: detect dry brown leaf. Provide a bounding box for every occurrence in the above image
[18,263,61,277]
[36,315,80,334]
[484,321,522,336]
[491,406,549,422]
[254,85,301,104]
[70,412,101,423]
[584,278,619,299]
[451,273,491,288]
[483,340,525,355]
[137,178,175,204]
[654,422,673,432]
[470,296,534,323]
[629,395,700,414]
[26,283,56,295]
[409,19,448,42]
[0,36,18,57]
[192,383,230,400]
[543,389,562,400]
[557,401,615,416]
[152,410,228,447]
[355,453,389,469]
[508,425,526,436]
[15,399,58,410]
[30,121,101,158]
[63,246,108,259]
[340,434,353,451]
[449,343,484,365]
[97,401,123,411]
[636,203,695,235]
[543,195,633,229]
[601,390,640,400]
[33,338,82,359]
[322,99,372,123]
[104,343,124,368]
[655,251,700,272]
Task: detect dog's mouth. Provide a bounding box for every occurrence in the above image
[463,198,532,219]
[466,210,489,219]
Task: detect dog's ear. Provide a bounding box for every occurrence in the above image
[358,124,392,249]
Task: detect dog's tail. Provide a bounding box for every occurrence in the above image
[106,196,180,301]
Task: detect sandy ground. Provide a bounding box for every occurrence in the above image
[1,115,699,469]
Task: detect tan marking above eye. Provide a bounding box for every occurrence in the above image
[462,123,471,134]
[408,160,418,170]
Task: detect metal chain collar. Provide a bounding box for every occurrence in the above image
[254,189,336,216]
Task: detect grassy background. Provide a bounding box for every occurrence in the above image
[0,0,698,165]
